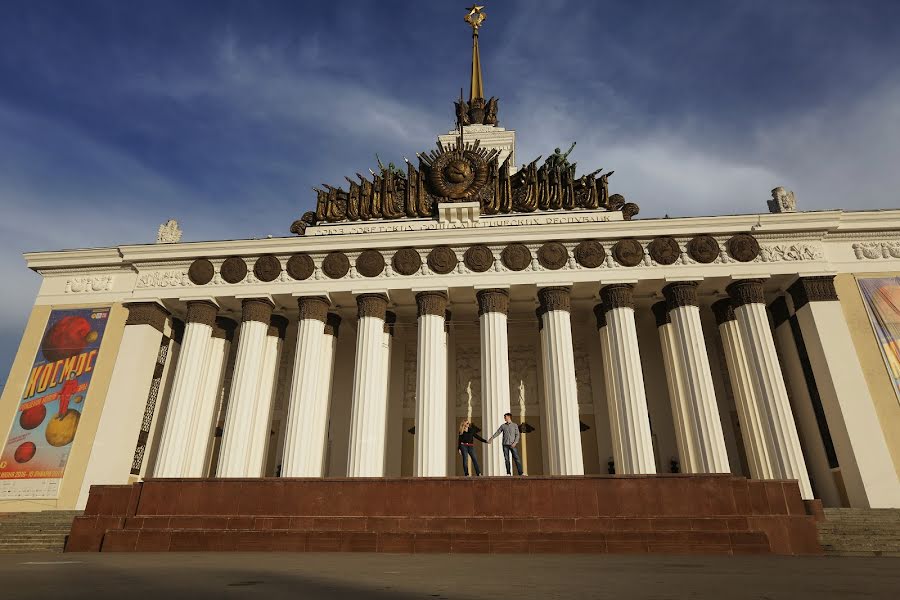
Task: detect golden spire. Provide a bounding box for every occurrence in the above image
[465,4,486,102]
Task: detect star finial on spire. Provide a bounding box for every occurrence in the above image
[465,4,486,33]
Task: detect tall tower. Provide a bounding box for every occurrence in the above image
[438,4,517,171]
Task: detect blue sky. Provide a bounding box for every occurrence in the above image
[1,0,900,388]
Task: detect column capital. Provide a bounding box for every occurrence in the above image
[268,315,289,338]
[788,276,838,310]
[324,313,342,337]
[383,311,397,335]
[297,296,330,322]
[185,299,218,326]
[415,290,448,318]
[357,293,388,320]
[769,296,791,329]
[476,288,510,316]
[651,301,671,327]
[600,283,635,310]
[124,302,170,332]
[662,281,699,310]
[240,297,275,324]
[593,303,607,329]
[711,298,736,326]
[726,278,766,308]
[212,316,237,341]
[538,286,571,314]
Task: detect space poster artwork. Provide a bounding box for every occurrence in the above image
[0,307,110,499]
[858,277,900,406]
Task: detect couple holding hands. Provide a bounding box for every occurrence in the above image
[457,413,525,477]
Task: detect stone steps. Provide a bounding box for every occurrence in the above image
[817,508,900,557]
[0,511,79,554]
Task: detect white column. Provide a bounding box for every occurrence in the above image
[184,317,235,477]
[281,297,331,477]
[663,282,730,473]
[598,285,656,474]
[414,291,448,476]
[319,313,340,474]
[217,297,273,477]
[711,299,779,480]
[538,287,584,475]
[594,305,622,473]
[538,306,558,473]
[347,294,390,477]
[652,302,703,474]
[245,315,286,476]
[789,276,900,508]
[154,300,218,478]
[477,289,513,476]
[78,303,170,506]
[381,311,396,475]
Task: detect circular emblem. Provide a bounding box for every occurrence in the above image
[322,252,350,279]
[427,246,458,274]
[286,254,314,280]
[727,233,760,262]
[253,255,282,282]
[538,242,569,270]
[427,150,490,200]
[648,237,681,265]
[391,248,421,276]
[188,258,214,285]
[220,257,247,283]
[573,241,606,268]
[464,245,494,272]
[687,235,720,264]
[356,250,385,277]
[501,243,532,271]
[612,239,645,267]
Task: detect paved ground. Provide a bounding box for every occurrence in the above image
[2,553,899,600]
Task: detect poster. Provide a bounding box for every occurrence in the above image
[858,277,900,406]
[0,307,110,499]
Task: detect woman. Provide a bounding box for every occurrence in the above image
[457,419,488,476]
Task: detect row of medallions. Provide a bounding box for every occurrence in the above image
[185,233,761,285]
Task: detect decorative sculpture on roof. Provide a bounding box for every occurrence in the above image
[767,186,797,213]
[156,219,182,244]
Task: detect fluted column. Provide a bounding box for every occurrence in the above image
[477,289,513,476]
[663,282,730,473]
[711,299,779,480]
[598,285,656,474]
[245,315,286,476]
[537,307,558,472]
[319,313,340,471]
[347,294,390,477]
[652,302,703,473]
[414,291,448,476]
[154,300,218,477]
[729,280,813,498]
[538,287,584,475]
[185,316,236,477]
[281,297,330,477]
[593,305,621,471]
[217,297,274,477]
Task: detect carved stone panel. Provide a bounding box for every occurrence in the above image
[322,252,350,279]
[573,241,606,268]
[727,234,761,262]
[464,245,494,272]
[687,235,720,264]
[612,239,644,267]
[537,242,569,270]
[253,255,282,282]
[356,250,385,277]
[188,259,215,285]
[501,243,531,271]
[427,246,458,274]
[648,236,681,265]
[220,257,248,284]
[286,253,315,280]
[392,248,422,275]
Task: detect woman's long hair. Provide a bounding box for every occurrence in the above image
[458,419,470,435]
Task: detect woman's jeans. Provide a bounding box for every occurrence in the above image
[459,444,481,476]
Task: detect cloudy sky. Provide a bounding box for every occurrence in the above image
[1,0,899,387]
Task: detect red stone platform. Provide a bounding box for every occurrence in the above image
[66,475,822,555]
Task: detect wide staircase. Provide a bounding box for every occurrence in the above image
[817,508,900,556]
[0,510,80,553]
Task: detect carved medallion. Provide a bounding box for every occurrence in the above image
[727,233,761,262]
[464,245,494,272]
[187,258,214,285]
[220,257,248,284]
[427,150,489,200]
[391,248,421,276]
[612,239,644,267]
[427,246,458,274]
[687,235,720,264]
[501,243,532,271]
[322,252,350,279]
[286,253,315,280]
[648,236,681,265]
[573,241,606,268]
[537,242,569,270]
[253,254,282,282]
[356,250,385,277]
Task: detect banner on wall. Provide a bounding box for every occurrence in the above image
[0,307,110,499]
[858,277,900,406]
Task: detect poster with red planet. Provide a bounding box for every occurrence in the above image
[0,307,109,499]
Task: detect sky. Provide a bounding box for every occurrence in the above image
[1,0,900,389]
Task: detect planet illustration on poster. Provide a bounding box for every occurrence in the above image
[19,404,46,430]
[46,409,80,447]
[14,442,36,463]
[40,315,98,362]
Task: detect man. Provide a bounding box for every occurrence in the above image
[488,413,524,476]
